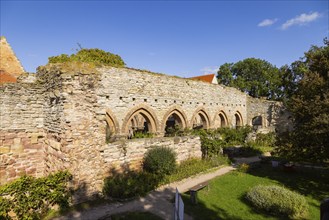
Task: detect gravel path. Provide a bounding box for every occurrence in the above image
[54,156,260,220]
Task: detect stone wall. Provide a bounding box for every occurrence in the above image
[0,129,45,184]
[0,83,44,131]
[101,136,201,170]
[0,64,287,202]
[247,97,290,132]
[97,67,248,136]
[0,81,46,184]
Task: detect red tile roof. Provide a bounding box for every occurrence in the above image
[189,74,216,84]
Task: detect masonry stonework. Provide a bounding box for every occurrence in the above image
[0,63,285,202]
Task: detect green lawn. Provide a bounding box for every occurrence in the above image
[182,164,329,220]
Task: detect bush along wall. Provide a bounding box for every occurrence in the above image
[0,171,72,220]
[102,145,229,200]
[192,126,253,158]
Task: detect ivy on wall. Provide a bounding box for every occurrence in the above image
[0,171,72,220]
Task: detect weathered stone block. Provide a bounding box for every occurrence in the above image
[11,143,23,153]
[0,146,10,154]
[30,134,38,144]
[49,139,61,151]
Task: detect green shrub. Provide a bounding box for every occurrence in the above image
[246,185,309,219]
[132,131,154,139]
[48,48,125,67]
[217,126,252,145]
[103,171,160,199]
[165,125,181,137]
[0,171,72,220]
[200,137,224,158]
[195,126,252,158]
[237,163,250,173]
[143,146,177,175]
[254,132,276,147]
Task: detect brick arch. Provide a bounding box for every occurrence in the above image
[190,107,211,129]
[121,104,159,135]
[161,105,188,132]
[213,110,229,128]
[234,111,243,127]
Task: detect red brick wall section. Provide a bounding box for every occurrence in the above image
[0,130,45,185]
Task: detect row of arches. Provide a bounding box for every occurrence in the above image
[105,104,244,139]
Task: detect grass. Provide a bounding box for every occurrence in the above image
[182,164,329,220]
[102,211,163,220]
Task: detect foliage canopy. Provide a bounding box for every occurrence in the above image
[276,39,329,162]
[217,58,283,100]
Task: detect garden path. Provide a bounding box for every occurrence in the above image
[54,156,260,220]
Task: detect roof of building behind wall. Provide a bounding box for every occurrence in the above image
[0,36,25,84]
[189,74,218,84]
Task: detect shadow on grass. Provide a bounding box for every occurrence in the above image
[181,191,245,220]
[246,164,329,202]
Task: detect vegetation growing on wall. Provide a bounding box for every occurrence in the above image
[0,171,72,220]
[48,48,125,67]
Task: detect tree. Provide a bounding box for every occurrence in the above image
[276,39,329,162]
[48,48,126,67]
[217,58,283,100]
[279,60,306,102]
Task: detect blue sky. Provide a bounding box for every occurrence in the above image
[1,1,328,77]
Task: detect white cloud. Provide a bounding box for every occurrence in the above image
[258,18,278,27]
[200,66,219,75]
[281,12,321,30]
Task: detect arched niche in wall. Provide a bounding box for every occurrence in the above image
[191,108,211,130]
[234,111,243,128]
[252,115,263,130]
[161,105,188,135]
[121,104,159,138]
[213,110,229,128]
[105,109,120,143]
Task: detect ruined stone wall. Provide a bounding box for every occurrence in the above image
[0,83,44,130]
[0,69,67,184]
[247,97,291,132]
[102,136,201,169]
[96,67,248,135]
[0,64,287,202]
[36,67,70,176]
[0,129,45,184]
[0,82,46,184]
